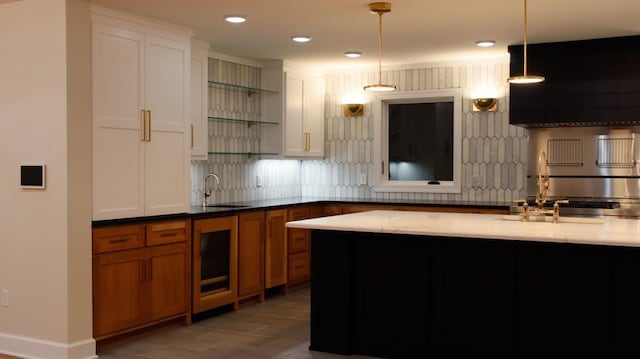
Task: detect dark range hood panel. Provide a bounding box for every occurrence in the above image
[508,36,640,128]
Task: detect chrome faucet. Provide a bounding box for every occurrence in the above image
[202,173,220,207]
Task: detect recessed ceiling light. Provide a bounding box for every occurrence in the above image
[291,36,312,43]
[225,15,247,24]
[344,51,362,58]
[476,40,496,47]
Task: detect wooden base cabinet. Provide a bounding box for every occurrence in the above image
[238,211,266,304]
[92,219,191,343]
[265,209,287,288]
[286,207,312,288]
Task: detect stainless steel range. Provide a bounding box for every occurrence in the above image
[511,126,640,218]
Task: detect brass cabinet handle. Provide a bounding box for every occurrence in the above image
[304,132,311,151]
[140,110,146,141]
[146,110,151,142]
[160,232,178,238]
[109,237,129,244]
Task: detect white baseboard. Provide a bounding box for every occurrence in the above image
[0,332,96,359]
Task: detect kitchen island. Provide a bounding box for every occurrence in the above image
[287,211,640,359]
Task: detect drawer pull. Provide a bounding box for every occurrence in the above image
[109,237,130,244]
[160,232,178,238]
[294,264,306,269]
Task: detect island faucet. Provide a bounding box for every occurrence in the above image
[535,150,550,209]
[202,173,220,207]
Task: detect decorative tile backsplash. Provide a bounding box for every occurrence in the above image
[191,58,528,205]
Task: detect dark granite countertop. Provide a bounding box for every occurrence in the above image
[93,197,511,226]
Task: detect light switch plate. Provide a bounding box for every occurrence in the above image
[20,163,46,189]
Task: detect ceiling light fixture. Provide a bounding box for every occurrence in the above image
[476,40,495,48]
[364,2,396,92]
[292,36,312,43]
[345,51,362,58]
[507,0,545,84]
[224,15,246,24]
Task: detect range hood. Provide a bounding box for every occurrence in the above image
[508,35,640,128]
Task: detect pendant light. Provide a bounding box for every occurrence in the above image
[364,2,396,92]
[507,0,545,84]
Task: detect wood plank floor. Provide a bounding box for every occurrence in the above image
[98,287,375,359]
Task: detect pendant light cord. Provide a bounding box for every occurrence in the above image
[523,0,529,76]
[377,11,383,85]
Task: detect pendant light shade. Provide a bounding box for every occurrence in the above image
[364,2,396,92]
[508,0,545,84]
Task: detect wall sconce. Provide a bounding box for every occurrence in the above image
[343,103,364,117]
[472,98,498,112]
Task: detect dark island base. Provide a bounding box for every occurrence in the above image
[310,230,640,359]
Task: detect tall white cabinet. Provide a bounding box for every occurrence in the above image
[91,6,192,220]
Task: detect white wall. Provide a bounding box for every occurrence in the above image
[0,0,94,358]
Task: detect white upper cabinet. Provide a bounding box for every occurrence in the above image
[91,6,192,220]
[190,39,210,160]
[284,70,324,158]
[261,61,325,159]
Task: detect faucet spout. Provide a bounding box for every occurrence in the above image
[202,173,220,207]
[536,150,549,209]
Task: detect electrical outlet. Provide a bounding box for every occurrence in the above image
[359,174,367,185]
[471,176,485,188]
[1,289,8,308]
[256,175,262,187]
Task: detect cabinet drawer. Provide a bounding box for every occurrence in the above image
[288,252,310,283]
[93,225,145,254]
[288,229,309,254]
[288,207,311,221]
[147,220,188,246]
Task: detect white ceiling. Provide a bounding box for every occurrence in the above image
[91,0,640,71]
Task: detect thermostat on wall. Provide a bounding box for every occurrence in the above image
[20,163,46,189]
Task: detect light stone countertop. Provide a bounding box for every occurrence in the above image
[286,210,640,247]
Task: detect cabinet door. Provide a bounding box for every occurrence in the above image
[303,73,325,157]
[143,34,190,216]
[190,40,209,160]
[147,242,190,322]
[284,71,325,158]
[92,23,145,220]
[265,209,287,288]
[93,249,146,338]
[238,211,265,298]
[285,72,305,156]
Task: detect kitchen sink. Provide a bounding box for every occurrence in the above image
[205,204,249,208]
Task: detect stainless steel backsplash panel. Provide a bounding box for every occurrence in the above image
[527,126,640,200]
